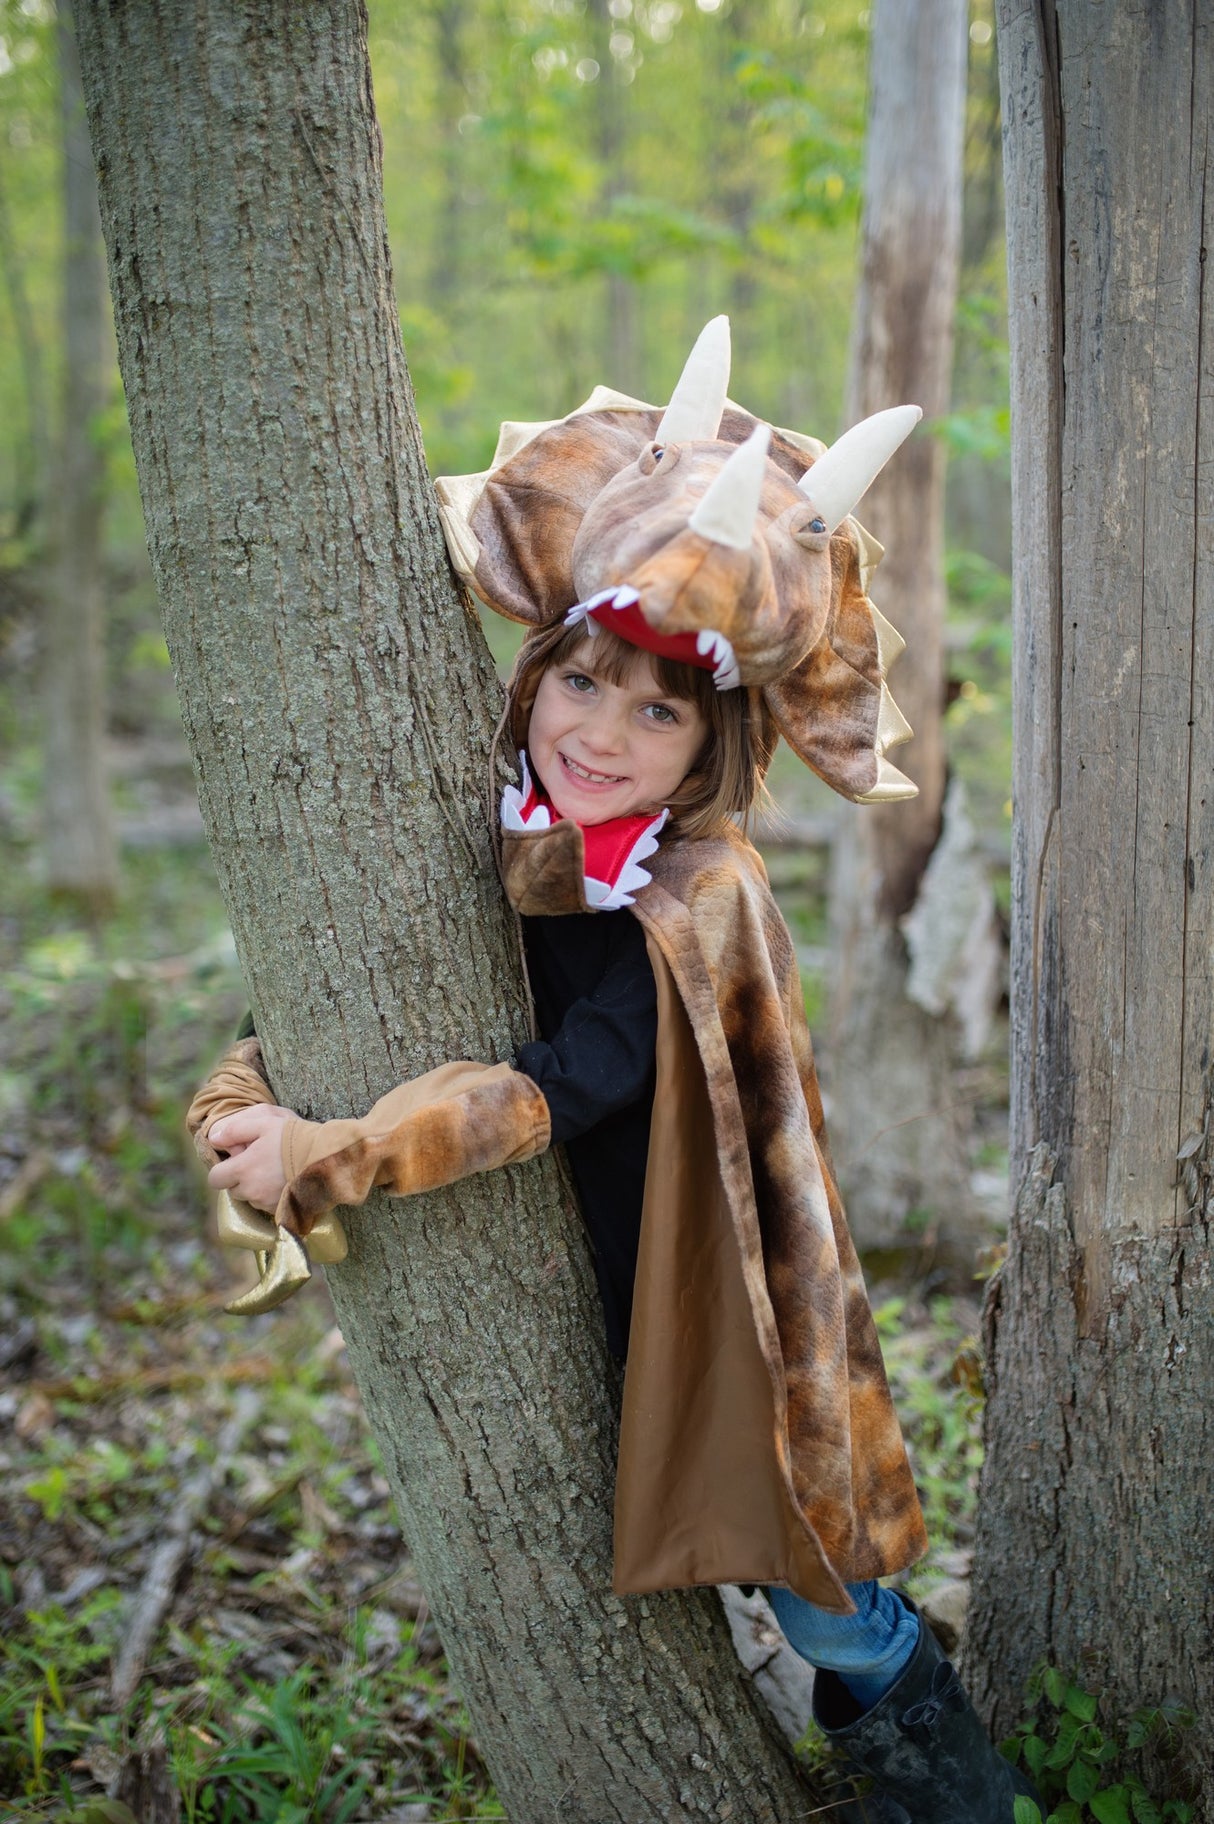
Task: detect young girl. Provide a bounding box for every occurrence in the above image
[190,323,1039,1824]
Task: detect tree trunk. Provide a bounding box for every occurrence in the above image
[428,0,467,311]
[826,0,980,1257]
[70,3,823,1816]
[590,0,639,393]
[41,3,118,908]
[969,4,1214,1805]
[0,154,53,541]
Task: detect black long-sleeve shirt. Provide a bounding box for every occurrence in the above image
[517,911,656,1358]
[236,912,656,1357]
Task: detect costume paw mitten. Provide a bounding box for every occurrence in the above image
[277,1059,551,1236]
[186,1037,276,1168]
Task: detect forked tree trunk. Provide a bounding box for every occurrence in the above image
[969,5,1214,1804]
[826,0,978,1256]
[70,3,822,1816]
[41,4,117,908]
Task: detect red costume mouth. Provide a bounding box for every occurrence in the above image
[564,587,740,690]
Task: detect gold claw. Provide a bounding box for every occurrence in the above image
[223,1224,313,1315]
[216,1189,348,1316]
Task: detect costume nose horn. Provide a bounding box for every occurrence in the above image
[687,422,771,550]
[798,404,922,532]
[655,315,732,445]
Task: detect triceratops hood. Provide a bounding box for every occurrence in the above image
[435,317,918,804]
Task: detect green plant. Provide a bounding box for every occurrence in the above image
[0,1596,112,1800]
[1004,1667,1196,1824]
[872,1297,985,1577]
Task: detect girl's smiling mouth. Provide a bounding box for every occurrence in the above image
[560,752,628,786]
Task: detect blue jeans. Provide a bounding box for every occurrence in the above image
[766,1580,919,1713]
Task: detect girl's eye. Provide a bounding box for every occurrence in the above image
[564,671,595,693]
[644,703,678,725]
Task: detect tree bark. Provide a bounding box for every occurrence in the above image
[428,0,467,311]
[590,0,639,393]
[826,0,981,1256]
[0,154,53,540]
[70,3,823,1816]
[41,3,118,908]
[969,5,1214,1804]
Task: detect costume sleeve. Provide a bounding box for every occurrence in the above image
[185,1037,276,1168]
[276,1060,551,1237]
[515,945,657,1145]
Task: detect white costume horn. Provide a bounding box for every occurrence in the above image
[655,315,732,445]
[688,422,771,550]
[798,404,922,531]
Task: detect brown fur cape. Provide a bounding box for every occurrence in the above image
[500,814,927,1612]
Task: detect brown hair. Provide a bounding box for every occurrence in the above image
[506,619,777,840]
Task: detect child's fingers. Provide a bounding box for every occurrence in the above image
[208,1150,252,1191]
[208,1132,287,1212]
[204,1106,294,1214]
[208,1104,291,1150]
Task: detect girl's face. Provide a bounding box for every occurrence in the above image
[527,642,708,825]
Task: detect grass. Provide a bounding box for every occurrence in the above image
[0,642,1007,1818]
[0,831,506,1820]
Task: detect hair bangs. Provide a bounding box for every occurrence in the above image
[506,616,777,842]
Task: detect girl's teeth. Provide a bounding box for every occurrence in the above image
[565,756,622,783]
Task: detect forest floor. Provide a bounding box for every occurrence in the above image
[0,726,1004,1824]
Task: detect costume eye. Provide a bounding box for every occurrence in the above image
[639,442,680,476]
[790,504,832,549]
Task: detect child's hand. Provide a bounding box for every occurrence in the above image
[207,1105,295,1214]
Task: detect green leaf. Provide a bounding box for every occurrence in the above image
[1064,1682,1098,1722]
[1045,1712,1084,1768]
[1043,1666,1067,1709]
[1014,1797,1045,1824]
[1091,1788,1133,1824]
[1067,1758,1100,1803]
[1047,1805,1083,1824]
[1023,1733,1048,1777]
[1130,1790,1162,1824]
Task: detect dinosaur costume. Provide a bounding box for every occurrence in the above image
[190,319,930,1609]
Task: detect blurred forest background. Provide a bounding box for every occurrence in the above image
[0,1,1018,1819]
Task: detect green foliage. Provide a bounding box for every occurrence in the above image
[873,1297,985,1579]
[1004,1668,1197,1824]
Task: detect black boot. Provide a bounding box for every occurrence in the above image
[812,1602,1043,1823]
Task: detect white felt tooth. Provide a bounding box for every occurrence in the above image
[797,404,922,531]
[712,635,739,690]
[655,316,732,445]
[688,423,771,550]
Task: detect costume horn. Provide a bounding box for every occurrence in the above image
[688,421,771,549]
[655,315,732,445]
[798,405,922,531]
